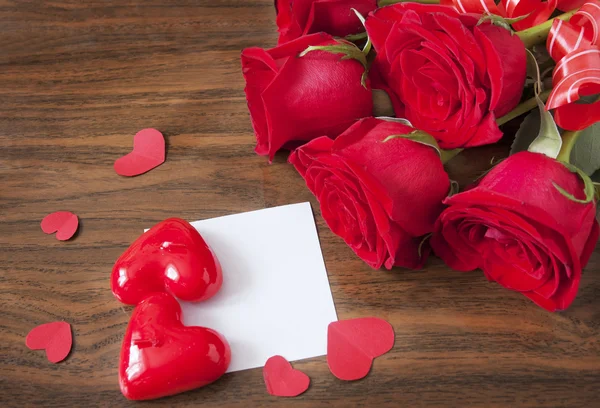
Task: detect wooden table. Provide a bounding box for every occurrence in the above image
[1,1,598,407]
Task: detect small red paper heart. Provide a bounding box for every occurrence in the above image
[119,293,230,400]
[263,355,310,397]
[111,218,222,305]
[41,211,79,241]
[327,317,394,381]
[26,321,72,363]
[114,128,165,177]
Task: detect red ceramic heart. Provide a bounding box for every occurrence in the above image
[41,211,78,241]
[119,293,231,400]
[327,317,394,381]
[263,355,310,397]
[26,321,72,363]
[111,218,222,305]
[114,128,165,177]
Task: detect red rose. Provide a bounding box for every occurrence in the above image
[275,0,378,44]
[289,117,450,269]
[365,3,526,149]
[431,152,599,311]
[241,33,373,160]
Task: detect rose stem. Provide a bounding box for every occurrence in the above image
[556,130,582,163]
[372,89,395,117]
[516,9,579,49]
[496,90,551,126]
[378,0,440,6]
[441,148,463,164]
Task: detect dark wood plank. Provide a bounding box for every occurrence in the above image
[1,1,598,407]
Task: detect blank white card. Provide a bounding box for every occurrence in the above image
[175,202,337,372]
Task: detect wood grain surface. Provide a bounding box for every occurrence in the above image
[1,1,599,407]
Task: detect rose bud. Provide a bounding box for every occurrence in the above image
[275,0,378,45]
[241,32,373,161]
[431,151,599,312]
[365,3,526,149]
[290,117,451,269]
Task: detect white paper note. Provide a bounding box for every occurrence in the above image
[162,202,337,372]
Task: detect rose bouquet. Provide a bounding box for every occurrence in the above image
[241,0,600,312]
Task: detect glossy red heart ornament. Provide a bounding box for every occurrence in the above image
[119,293,231,400]
[263,355,310,397]
[111,218,222,305]
[327,317,394,381]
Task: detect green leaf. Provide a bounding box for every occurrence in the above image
[501,14,531,25]
[568,122,600,176]
[527,91,562,157]
[510,109,540,155]
[299,42,367,67]
[553,162,595,204]
[351,9,371,54]
[351,8,372,82]
[376,116,412,126]
[591,170,600,201]
[345,32,368,42]
[440,148,463,164]
[524,49,562,159]
[383,130,461,163]
[476,13,530,33]
[383,130,441,153]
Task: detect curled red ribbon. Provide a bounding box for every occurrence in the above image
[546,0,600,130]
[557,0,588,11]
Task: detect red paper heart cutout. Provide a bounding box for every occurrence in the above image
[263,355,310,397]
[111,218,222,305]
[41,211,78,241]
[119,293,230,400]
[26,321,72,363]
[114,128,165,176]
[327,317,394,381]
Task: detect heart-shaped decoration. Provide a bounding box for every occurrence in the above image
[26,321,72,363]
[111,218,222,305]
[41,211,79,241]
[327,317,394,381]
[263,355,310,397]
[114,128,165,177]
[119,293,231,400]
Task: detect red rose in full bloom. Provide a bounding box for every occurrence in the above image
[365,3,526,149]
[275,0,378,44]
[431,152,599,312]
[290,117,450,269]
[241,33,373,160]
